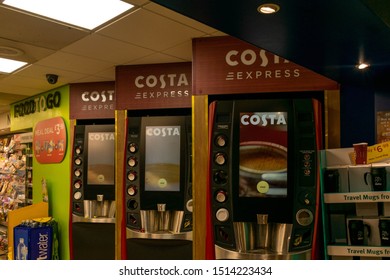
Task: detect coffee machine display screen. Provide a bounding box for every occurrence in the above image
[87,132,115,185]
[144,126,181,192]
[239,112,288,198]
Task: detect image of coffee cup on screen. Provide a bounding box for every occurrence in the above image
[239,141,287,198]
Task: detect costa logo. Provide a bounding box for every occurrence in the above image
[225,49,289,67]
[135,73,189,89]
[89,133,114,141]
[81,90,114,102]
[146,127,180,137]
[241,113,287,126]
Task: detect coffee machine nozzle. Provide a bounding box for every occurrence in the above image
[257,214,268,225]
[157,204,166,212]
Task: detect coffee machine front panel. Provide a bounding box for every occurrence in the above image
[209,98,319,259]
[71,124,116,220]
[125,114,193,260]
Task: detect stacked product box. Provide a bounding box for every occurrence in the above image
[13,219,53,260]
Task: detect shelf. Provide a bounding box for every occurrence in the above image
[0,171,16,175]
[327,245,390,257]
[323,191,390,204]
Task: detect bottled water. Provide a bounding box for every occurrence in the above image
[16,238,28,260]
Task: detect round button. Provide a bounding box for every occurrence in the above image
[186,199,193,212]
[216,208,229,222]
[215,190,227,203]
[128,143,138,153]
[75,146,82,155]
[127,185,137,196]
[257,181,269,194]
[215,135,227,147]
[74,169,82,177]
[158,178,168,188]
[74,180,82,189]
[215,152,227,165]
[74,157,82,166]
[214,170,228,184]
[127,199,138,210]
[128,157,137,167]
[127,171,137,181]
[73,191,82,200]
[296,209,314,226]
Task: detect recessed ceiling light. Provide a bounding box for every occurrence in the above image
[0,46,24,57]
[2,0,134,30]
[258,3,280,14]
[357,63,370,70]
[0,57,28,73]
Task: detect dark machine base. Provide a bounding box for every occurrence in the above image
[126,238,192,260]
[72,222,115,260]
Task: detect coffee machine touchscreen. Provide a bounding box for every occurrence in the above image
[145,126,181,192]
[87,132,115,185]
[239,112,288,198]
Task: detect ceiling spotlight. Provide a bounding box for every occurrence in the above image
[357,63,370,70]
[258,3,280,14]
[0,46,24,57]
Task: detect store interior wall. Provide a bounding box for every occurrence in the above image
[340,85,376,147]
[11,86,71,260]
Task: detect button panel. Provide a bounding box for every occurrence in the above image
[125,120,141,231]
[71,129,85,216]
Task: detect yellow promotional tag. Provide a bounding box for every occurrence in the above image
[367,141,390,163]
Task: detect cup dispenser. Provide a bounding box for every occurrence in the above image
[125,116,193,260]
[70,124,116,260]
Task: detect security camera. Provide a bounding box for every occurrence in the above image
[46,74,58,84]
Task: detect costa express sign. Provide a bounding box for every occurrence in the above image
[70,81,115,119]
[115,62,192,110]
[192,36,339,95]
[14,91,61,118]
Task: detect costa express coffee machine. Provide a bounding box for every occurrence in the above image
[125,114,193,259]
[208,98,321,259]
[70,123,116,259]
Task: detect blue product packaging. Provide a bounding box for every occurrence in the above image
[14,224,53,260]
[30,226,53,260]
[14,226,29,260]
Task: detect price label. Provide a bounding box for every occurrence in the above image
[367,141,390,163]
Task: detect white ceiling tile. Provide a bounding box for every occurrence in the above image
[0,38,55,64]
[144,2,221,34]
[36,52,113,75]
[62,33,154,64]
[129,51,186,65]
[0,6,88,50]
[98,8,204,52]
[162,40,193,61]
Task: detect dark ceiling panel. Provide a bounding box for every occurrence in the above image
[151,0,390,87]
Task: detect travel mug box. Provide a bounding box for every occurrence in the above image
[14,225,53,260]
[324,166,349,193]
[346,216,380,246]
[371,162,390,191]
[328,213,347,244]
[363,217,381,246]
[348,165,372,192]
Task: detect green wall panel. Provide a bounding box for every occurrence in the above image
[11,86,71,260]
